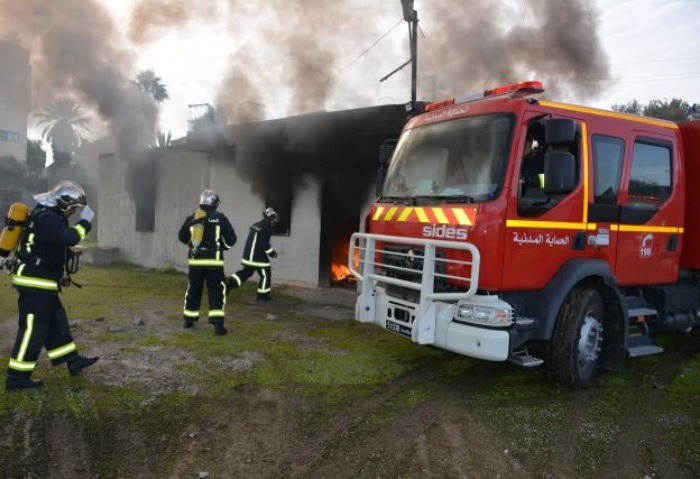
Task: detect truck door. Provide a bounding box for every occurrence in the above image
[614,135,682,285]
[504,112,591,290]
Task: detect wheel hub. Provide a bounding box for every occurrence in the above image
[578,314,603,368]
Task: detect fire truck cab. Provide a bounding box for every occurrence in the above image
[349,81,700,388]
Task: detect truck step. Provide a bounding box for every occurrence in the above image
[508,351,544,368]
[628,307,658,318]
[627,344,664,357]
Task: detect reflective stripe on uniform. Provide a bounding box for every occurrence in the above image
[241,259,270,267]
[247,232,259,263]
[208,309,225,318]
[12,264,59,291]
[188,259,225,266]
[183,309,200,318]
[47,342,77,359]
[9,359,36,371]
[230,274,242,286]
[73,224,87,241]
[258,268,270,293]
[17,313,35,362]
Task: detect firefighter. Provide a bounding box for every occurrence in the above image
[226,207,279,301]
[520,134,546,198]
[178,189,237,335]
[5,181,99,391]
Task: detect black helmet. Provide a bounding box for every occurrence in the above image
[199,189,220,207]
[263,207,278,225]
[34,181,86,214]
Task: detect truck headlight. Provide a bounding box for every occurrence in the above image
[456,302,512,327]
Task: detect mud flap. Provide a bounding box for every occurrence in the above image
[414,301,436,344]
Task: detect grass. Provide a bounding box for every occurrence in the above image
[0,264,446,411]
[1,265,700,476]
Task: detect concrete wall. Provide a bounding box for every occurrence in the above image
[98,149,323,287]
[98,150,211,270]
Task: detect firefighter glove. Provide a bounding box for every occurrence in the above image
[80,205,95,222]
[269,250,278,258]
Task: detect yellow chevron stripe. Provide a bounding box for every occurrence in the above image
[384,206,399,221]
[397,207,413,222]
[415,208,429,223]
[432,207,449,224]
[372,207,385,221]
[452,208,472,226]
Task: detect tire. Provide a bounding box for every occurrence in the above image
[547,287,605,388]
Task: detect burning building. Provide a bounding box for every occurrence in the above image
[97,104,406,287]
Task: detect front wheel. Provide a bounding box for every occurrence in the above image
[547,287,605,388]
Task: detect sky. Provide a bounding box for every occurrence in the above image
[4,0,699,144]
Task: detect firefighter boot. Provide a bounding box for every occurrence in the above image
[225,277,238,296]
[67,355,100,376]
[183,320,194,329]
[214,322,228,335]
[6,371,43,391]
[257,293,272,301]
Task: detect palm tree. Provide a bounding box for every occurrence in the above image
[133,70,169,103]
[35,97,92,155]
[154,129,172,148]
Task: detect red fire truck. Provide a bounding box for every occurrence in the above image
[349,81,700,388]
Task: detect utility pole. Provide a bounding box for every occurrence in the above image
[380,1,420,112]
[402,0,418,107]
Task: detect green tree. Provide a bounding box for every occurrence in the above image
[612,98,689,121]
[35,97,92,157]
[133,70,169,103]
[26,139,46,170]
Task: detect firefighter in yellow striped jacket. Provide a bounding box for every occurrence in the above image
[6,181,99,391]
[178,190,236,335]
[226,207,278,301]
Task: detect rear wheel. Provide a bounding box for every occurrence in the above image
[547,287,605,388]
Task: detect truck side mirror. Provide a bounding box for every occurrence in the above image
[544,150,576,195]
[545,118,576,144]
[376,140,397,197]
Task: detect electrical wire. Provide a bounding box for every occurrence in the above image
[338,18,403,72]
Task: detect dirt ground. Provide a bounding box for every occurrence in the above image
[1,283,699,478]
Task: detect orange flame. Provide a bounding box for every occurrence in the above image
[331,241,358,283]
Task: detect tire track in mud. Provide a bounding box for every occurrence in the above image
[283,360,526,479]
[596,328,700,478]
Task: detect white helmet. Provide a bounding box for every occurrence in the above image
[263,207,278,225]
[34,181,86,213]
[199,189,220,207]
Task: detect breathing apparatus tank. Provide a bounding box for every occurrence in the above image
[0,203,29,258]
[190,209,207,250]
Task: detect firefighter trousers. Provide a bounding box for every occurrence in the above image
[7,291,79,379]
[183,267,227,324]
[230,265,272,297]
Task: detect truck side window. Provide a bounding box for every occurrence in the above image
[592,135,624,205]
[628,141,672,209]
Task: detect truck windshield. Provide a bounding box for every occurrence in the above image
[382,113,514,202]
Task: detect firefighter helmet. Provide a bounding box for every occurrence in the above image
[199,189,220,207]
[263,207,278,225]
[34,181,87,214]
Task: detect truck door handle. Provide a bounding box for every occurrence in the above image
[572,231,587,250]
[667,235,678,251]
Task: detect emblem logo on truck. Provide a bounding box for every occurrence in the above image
[422,224,468,240]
